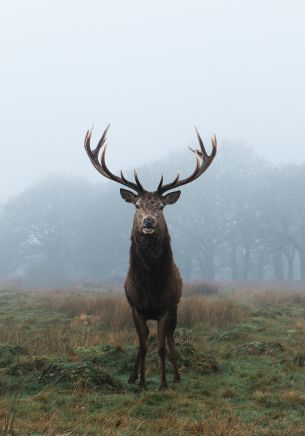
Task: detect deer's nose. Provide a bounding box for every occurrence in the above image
[143,216,156,228]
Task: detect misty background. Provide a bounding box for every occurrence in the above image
[0,1,304,286]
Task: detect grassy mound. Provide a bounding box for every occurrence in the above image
[175,341,218,374]
[6,358,123,391]
[0,344,124,394]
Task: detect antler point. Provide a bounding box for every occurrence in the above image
[189,146,196,154]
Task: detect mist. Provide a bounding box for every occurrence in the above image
[1,0,305,201]
[0,144,304,287]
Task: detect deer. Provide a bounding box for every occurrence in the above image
[84,125,217,389]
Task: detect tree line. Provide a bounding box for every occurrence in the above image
[0,144,304,286]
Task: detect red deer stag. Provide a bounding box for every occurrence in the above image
[84,125,217,389]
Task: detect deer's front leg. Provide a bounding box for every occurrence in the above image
[131,308,148,389]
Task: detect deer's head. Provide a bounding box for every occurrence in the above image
[84,125,217,237]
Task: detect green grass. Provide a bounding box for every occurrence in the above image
[0,287,305,434]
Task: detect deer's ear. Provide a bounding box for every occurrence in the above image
[162,191,181,205]
[120,189,138,204]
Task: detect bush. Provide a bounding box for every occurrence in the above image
[183,281,219,296]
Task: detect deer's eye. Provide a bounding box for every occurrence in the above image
[159,204,164,210]
[135,203,140,209]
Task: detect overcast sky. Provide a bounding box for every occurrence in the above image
[0,0,304,200]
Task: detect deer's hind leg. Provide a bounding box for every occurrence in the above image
[166,310,181,383]
[157,315,168,389]
[129,308,149,388]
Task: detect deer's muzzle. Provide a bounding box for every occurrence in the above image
[142,216,157,234]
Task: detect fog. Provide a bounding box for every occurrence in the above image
[1,145,305,286]
[1,0,305,200]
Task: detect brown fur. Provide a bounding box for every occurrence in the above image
[123,191,182,389]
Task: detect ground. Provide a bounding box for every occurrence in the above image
[0,285,305,435]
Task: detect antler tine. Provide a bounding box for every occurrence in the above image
[120,170,131,184]
[93,123,110,157]
[156,129,217,195]
[134,169,144,192]
[84,125,93,155]
[157,173,181,195]
[84,125,109,179]
[194,126,208,159]
[211,134,217,150]
[157,175,164,192]
[84,126,144,193]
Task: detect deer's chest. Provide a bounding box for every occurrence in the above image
[137,290,170,319]
[126,279,173,320]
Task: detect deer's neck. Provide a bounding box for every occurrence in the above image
[130,226,173,276]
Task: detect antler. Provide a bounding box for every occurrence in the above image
[84,125,144,194]
[156,128,217,195]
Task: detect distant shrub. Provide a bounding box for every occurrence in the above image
[183,281,219,296]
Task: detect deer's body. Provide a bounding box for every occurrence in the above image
[125,208,182,320]
[126,249,182,322]
[84,125,217,389]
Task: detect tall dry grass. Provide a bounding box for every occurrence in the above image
[0,322,102,355]
[45,294,134,330]
[0,291,244,355]
[0,284,249,355]
[179,297,243,328]
[5,283,305,356]
[45,292,242,328]
[224,282,305,304]
[252,289,305,305]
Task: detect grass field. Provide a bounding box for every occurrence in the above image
[1,284,305,435]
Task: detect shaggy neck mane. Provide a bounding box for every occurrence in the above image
[130,223,173,283]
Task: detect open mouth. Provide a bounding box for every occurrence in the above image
[142,227,155,234]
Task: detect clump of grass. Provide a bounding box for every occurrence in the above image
[182,412,248,435]
[236,341,284,356]
[0,344,27,367]
[2,400,16,436]
[293,352,305,367]
[282,390,305,405]
[175,340,218,375]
